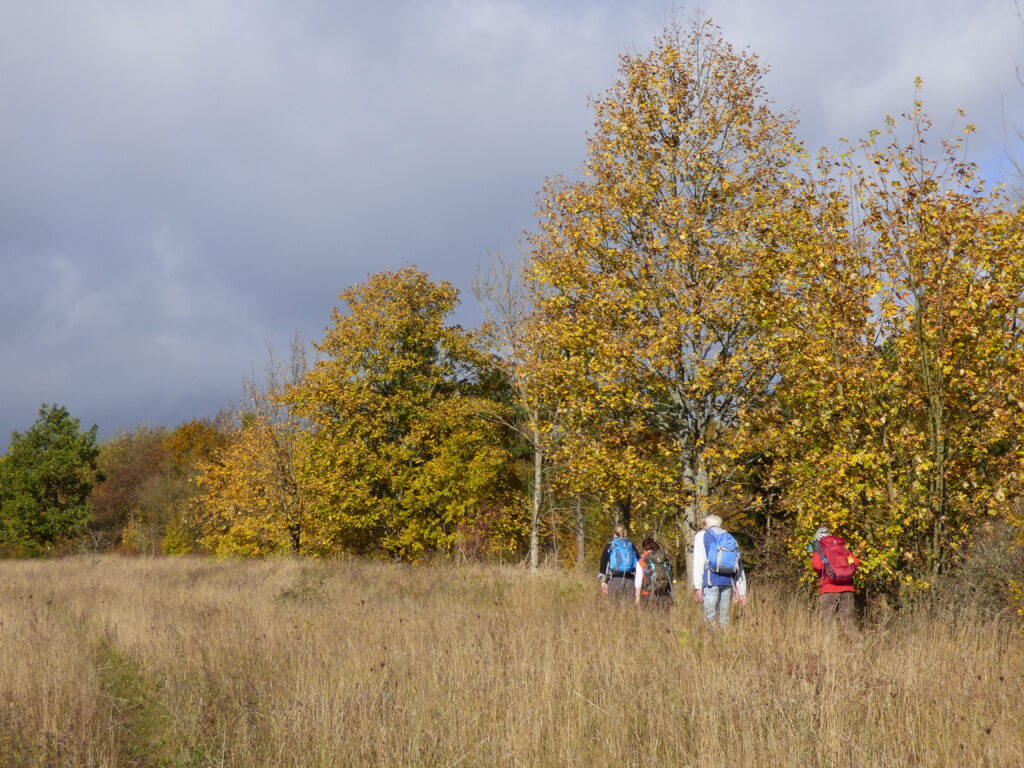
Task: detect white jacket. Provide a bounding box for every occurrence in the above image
[692,528,747,596]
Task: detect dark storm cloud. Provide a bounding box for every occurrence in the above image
[1,0,1021,442]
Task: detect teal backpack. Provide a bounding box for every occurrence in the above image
[607,538,637,575]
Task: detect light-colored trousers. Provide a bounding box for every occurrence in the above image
[702,585,733,625]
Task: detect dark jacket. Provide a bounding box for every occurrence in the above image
[598,537,639,580]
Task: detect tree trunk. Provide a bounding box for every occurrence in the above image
[575,495,585,570]
[614,496,632,531]
[683,449,709,588]
[529,431,543,574]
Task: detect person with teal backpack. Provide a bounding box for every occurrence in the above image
[598,524,639,601]
[691,515,747,625]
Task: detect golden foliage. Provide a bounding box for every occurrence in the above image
[191,417,313,557]
[285,267,525,559]
[189,343,314,557]
[761,101,1024,594]
[525,18,802,542]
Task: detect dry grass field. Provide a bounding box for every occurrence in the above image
[0,555,1021,767]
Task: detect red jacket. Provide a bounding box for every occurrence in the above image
[811,538,860,594]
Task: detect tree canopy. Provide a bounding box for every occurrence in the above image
[282,267,525,559]
[0,404,101,555]
[525,19,803,565]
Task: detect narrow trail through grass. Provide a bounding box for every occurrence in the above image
[16,569,211,767]
[92,635,178,768]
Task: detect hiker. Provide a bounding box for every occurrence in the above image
[598,524,639,601]
[634,536,674,610]
[692,515,747,625]
[808,527,860,639]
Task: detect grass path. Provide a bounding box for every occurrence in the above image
[92,634,179,767]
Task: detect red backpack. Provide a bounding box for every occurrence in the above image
[817,535,856,585]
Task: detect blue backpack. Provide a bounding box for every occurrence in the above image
[607,538,638,576]
[704,526,741,579]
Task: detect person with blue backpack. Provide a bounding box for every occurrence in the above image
[598,524,640,601]
[691,515,747,625]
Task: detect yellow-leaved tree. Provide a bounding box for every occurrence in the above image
[285,267,525,560]
[764,98,1024,599]
[189,338,315,557]
[525,17,803,570]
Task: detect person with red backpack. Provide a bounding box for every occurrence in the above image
[809,526,861,639]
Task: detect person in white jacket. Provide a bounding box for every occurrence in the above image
[692,515,747,625]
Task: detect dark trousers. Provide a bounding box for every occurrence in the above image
[819,591,859,639]
[607,576,633,600]
[640,592,673,611]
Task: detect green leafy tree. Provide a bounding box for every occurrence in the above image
[0,404,101,555]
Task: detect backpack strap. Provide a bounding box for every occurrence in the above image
[604,541,616,578]
[812,539,835,579]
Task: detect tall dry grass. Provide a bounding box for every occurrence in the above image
[0,555,1021,767]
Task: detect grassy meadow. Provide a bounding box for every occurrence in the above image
[0,556,1021,767]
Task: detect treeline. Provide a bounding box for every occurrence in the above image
[2,18,1024,611]
[0,405,228,557]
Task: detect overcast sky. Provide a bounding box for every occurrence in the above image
[2,0,1022,443]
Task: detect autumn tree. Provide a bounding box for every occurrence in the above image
[161,417,230,473]
[765,99,1024,598]
[190,337,316,557]
[85,417,231,554]
[143,416,230,553]
[286,267,525,560]
[0,404,101,555]
[89,425,172,551]
[474,248,566,572]
[525,18,803,571]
